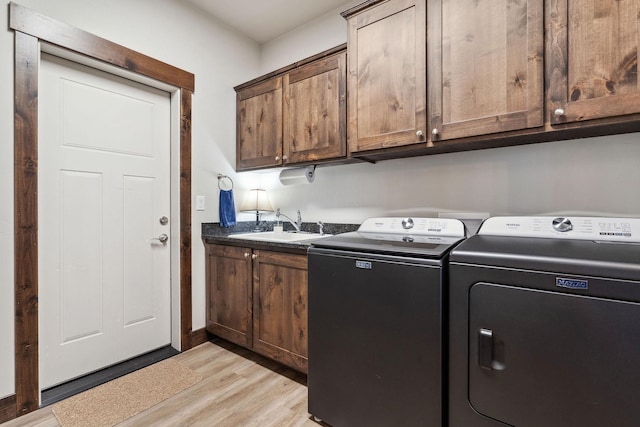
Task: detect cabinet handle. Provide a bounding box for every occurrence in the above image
[252,254,257,259]
[416,130,423,138]
[282,155,288,161]
[244,252,250,258]
[432,128,439,137]
[554,108,565,117]
[275,156,280,161]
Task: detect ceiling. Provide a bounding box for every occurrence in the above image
[182,0,354,44]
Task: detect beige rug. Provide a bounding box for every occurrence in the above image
[52,358,202,427]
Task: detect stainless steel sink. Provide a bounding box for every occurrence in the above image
[228,231,330,244]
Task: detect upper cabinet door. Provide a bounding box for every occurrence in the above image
[283,52,347,164]
[344,0,427,153]
[428,0,544,141]
[236,77,283,170]
[549,0,640,125]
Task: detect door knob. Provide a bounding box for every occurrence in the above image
[153,233,169,244]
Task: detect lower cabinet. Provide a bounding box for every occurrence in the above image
[206,245,253,348]
[252,250,308,372]
[206,244,309,373]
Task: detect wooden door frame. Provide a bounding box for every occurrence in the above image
[10,2,195,417]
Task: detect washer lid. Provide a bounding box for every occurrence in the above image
[479,216,640,243]
[310,217,465,257]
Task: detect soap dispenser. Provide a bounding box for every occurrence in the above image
[274,209,283,233]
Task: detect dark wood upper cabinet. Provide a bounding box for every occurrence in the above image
[342,0,427,153]
[236,78,283,170]
[548,0,640,125]
[428,0,544,141]
[235,46,347,171]
[234,1,640,170]
[283,52,347,164]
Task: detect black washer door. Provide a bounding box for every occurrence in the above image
[469,282,640,427]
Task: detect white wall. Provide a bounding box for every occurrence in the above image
[259,0,360,74]
[0,0,260,398]
[250,135,640,224]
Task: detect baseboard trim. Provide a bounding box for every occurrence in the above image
[0,394,16,423]
[190,327,210,347]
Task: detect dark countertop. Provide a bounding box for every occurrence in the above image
[201,221,360,253]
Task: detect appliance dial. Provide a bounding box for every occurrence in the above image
[401,218,414,230]
[552,217,573,232]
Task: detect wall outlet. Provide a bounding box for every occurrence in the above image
[196,195,205,211]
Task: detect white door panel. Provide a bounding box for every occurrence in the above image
[39,53,171,389]
[60,77,156,156]
[60,170,104,344]
[123,175,157,326]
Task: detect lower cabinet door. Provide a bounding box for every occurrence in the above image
[252,250,308,373]
[206,245,253,348]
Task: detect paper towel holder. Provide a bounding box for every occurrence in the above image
[279,165,316,185]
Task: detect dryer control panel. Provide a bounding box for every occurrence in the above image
[478,216,640,243]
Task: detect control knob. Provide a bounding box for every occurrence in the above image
[552,217,573,232]
[401,218,414,230]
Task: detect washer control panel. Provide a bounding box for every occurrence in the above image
[479,216,640,242]
[358,217,465,238]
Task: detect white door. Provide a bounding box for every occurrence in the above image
[38,53,172,389]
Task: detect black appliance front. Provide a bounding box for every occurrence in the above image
[308,247,445,427]
[449,236,640,427]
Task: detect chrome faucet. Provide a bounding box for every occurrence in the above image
[276,208,302,232]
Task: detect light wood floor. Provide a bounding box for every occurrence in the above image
[2,340,323,427]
